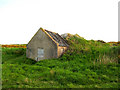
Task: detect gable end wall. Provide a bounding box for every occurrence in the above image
[26,29,58,61]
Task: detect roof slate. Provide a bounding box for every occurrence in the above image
[45,29,69,47]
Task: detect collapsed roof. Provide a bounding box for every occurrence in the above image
[45,29,69,47]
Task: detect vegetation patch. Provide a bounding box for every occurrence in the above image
[2,34,120,88]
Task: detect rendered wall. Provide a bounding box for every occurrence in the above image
[26,29,57,61]
[57,46,68,57]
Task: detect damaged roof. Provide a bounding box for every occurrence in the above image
[44,29,69,47]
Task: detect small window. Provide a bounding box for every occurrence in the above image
[38,48,44,57]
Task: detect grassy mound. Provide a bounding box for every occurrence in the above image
[2,34,120,88]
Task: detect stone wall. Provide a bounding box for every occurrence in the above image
[26,29,57,61]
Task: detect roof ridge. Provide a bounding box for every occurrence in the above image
[40,28,59,46]
[44,29,69,47]
[45,29,57,34]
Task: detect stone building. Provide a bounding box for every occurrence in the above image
[26,27,69,61]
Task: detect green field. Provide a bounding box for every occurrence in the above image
[2,34,120,88]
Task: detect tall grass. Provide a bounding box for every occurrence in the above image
[2,35,120,88]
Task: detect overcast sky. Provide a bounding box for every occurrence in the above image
[0,0,119,44]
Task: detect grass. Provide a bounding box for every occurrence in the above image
[2,34,120,88]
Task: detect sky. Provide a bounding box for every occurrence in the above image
[0,0,119,44]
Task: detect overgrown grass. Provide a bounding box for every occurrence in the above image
[2,34,120,88]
